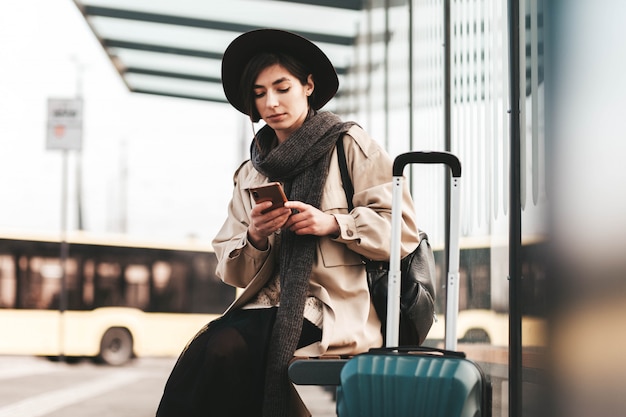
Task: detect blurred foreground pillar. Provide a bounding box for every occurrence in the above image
[548,1,626,417]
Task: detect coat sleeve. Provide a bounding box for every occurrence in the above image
[332,125,420,261]
[211,162,278,289]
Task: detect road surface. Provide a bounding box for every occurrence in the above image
[0,355,336,417]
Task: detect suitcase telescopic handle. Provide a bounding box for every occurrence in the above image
[388,151,462,350]
[392,151,462,178]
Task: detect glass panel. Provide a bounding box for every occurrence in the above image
[88,17,236,52]
[374,0,550,416]
[348,6,389,142]
[81,0,360,37]
[110,49,221,77]
[344,3,546,416]
[125,73,226,99]
[78,0,361,102]
[90,18,355,72]
[449,1,511,415]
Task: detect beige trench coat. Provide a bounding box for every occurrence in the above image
[211,124,420,416]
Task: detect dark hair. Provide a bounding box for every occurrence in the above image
[239,52,315,122]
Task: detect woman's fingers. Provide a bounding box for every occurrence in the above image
[251,202,291,236]
[283,202,338,236]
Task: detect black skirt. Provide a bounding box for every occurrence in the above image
[155,307,321,417]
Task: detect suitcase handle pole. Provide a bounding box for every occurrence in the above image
[387,151,462,350]
[387,175,404,346]
[446,172,461,350]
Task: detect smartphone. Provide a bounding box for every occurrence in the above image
[250,182,288,214]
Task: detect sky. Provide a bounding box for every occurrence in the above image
[0,0,246,244]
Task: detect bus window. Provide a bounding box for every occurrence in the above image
[124,264,149,310]
[0,255,15,308]
[95,261,122,307]
[153,261,171,290]
[82,259,95,307]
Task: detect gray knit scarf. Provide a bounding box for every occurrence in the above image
[251,111,354,417]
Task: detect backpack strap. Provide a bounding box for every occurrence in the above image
[336,135,354,212]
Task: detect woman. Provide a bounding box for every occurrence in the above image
[156,29,420,417]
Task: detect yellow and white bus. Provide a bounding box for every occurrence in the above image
[0,231,546,365]
[0,231,235,365]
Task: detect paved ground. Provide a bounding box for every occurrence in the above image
[0,355,337,417]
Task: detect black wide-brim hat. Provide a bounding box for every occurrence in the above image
[221,29,339,120]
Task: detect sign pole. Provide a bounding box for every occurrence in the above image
[47,97,83,363]
[59,150,69,363]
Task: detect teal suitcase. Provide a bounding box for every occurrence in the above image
[336,347,491,417]
[336,152,490,417]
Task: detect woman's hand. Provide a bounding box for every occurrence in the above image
[283,201,340,237]
[248,201,291,250]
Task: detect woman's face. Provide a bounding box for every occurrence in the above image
[253,63,314,143]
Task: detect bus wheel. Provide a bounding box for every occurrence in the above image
[461,328,491,344]
[98,327,133,366]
